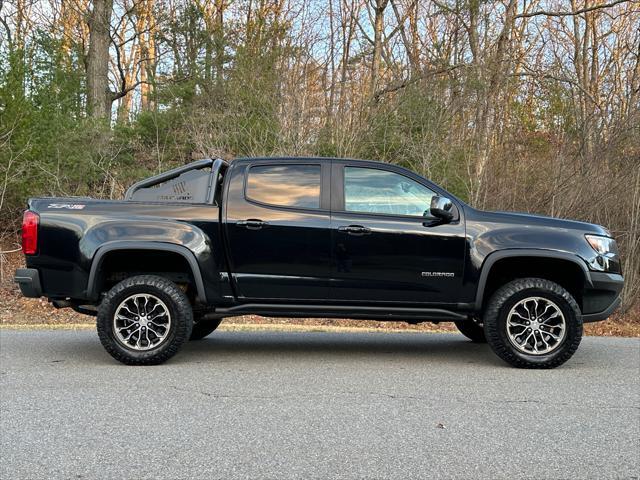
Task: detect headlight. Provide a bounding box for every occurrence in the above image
[585,235,617,255]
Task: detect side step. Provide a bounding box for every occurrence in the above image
[212,303,467,322]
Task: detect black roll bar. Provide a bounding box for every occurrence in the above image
[124,158,228,204]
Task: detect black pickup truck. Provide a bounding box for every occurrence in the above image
[14,157,623,368]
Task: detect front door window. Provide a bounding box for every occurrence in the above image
[344,167,435,217]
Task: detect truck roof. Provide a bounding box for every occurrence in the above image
[232,156,391,168]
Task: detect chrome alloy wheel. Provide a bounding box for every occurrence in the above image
[506,296,566,355]
[113,294,172,351]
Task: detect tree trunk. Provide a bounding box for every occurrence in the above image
[214,0,225,88]
[326,0,336,123]
[370,0,388,94]
[87,0,114,119]
[139,0,155,111]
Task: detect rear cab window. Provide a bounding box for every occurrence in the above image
[246,164,321,209]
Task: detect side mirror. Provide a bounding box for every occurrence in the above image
[430,196,454,222]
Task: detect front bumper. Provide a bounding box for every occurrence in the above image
[582,272,624,322]
[14,268,42,298]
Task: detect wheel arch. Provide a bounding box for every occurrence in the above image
[86,242,207,304]
[475,249,592,311]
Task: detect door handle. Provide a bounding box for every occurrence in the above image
[338,225,371,236]
[237,219,268,230]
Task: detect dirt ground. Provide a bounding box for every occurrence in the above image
[2,249,638,336]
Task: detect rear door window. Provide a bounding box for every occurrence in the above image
[246,164,321,209]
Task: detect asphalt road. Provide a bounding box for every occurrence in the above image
[1,329,638,480]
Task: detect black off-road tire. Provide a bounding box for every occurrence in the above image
[97,275,193,365]
[483,278,582,369]
[189,318,222,341]
[454,319,486,343]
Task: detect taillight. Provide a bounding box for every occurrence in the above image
[21,210,39,255]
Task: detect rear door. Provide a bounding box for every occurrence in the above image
[223,159,331,300]
[329,162,466,305]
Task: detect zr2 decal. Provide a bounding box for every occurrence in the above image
[47,203,86,210]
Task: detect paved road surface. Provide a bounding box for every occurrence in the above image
[1,329,639,479]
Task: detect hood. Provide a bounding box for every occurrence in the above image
[467,208,611,236]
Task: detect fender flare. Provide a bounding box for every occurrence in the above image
[474,249,592,310]
[86,241,207,303]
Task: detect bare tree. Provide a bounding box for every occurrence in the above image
[370,0,388,93]
[87,0,114,119]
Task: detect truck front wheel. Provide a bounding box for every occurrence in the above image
[97,275,193,365]
[483,278,582,369]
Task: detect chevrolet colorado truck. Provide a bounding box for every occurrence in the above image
[14,157,624,368]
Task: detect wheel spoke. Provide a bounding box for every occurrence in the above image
[117,324,136,333]
[511,311,529,321]
[124,326,141,342]
[538,303,553,318]
[119,304,138,317]
[540,312,560,324]
[148,311,167,322]
[508,321,527,329]
[133,297,141,315]
[145,295,156,316]
[537,330,549,350]
[532,298,539,317]
[134,297,144,315]
[148,319,167,328]
[540,328,560,340]
[147,325,163,338]
[519,331,532,344]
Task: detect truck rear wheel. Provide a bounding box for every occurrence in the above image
[454,319,486,343]
[190,317,222,341]
[97,275,193,365]
[483,278,582,369]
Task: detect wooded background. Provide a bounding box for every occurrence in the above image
[1,0,639,310]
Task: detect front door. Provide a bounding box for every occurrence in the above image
[330,163,466,305]
[224,160,331,300]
